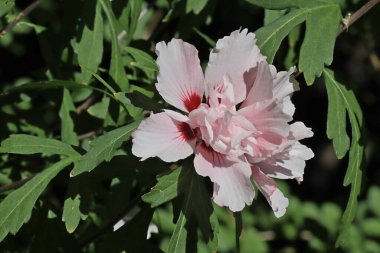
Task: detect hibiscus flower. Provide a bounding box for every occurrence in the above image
[132,28,314,216]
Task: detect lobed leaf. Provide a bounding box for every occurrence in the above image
[100,0,129,91]
[70,120,141,176]
[299,3,341,84]
[0,134,79,157]
[0,157,78,242]
[323,69,364,247]
[254,0,342,84]
[59,89,79,146]
[142,167,187,208]
[77,0,104,84]
[256,8,306,63]
[244,0,308,9]
[167,161,219,252]
[186,0,208,14]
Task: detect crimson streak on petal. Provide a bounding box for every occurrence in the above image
[178,122,196,141]
[183,92,201,112]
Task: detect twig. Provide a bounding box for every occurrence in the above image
[0,176,33,194]
[78,129,103,140]
[76,93,100,114]
[0,1,41,39]
[337,0,380,35]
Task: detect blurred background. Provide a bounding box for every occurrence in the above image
[1,0,380,252]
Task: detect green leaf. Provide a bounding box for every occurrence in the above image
[361,219,380,237]
[0,0,15,17]
[142,167,187,208]
[368,187,380,217]
[323,69,364,247]
[87,96,110,119]
[263,9,286,25]
[186,0,208,14]
[1,80,113,98]
[59,89,79,146]
[100,0,129,91]
[123,0,143,45]
[0,157,77,242]
[244,0,307,9]
[0,134,79,157]
[325,74,350,159]
[125,46,158,76]
[255,1,342,84]
[62,177,90,233]
[299,3,341,84]
[77,0,104,83]
[70,121,141,176]
[167,211,188,253]
[167,161,219,252]
[256,8,307,63]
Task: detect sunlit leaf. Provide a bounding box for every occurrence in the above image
[77,0,104,83]
[0,157,78,242]
[323,69,364,247]
[0,134,79,157]
[70,120,141,176]
[100,0,129,91]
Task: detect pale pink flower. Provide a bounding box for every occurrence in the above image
[132,29,314,216]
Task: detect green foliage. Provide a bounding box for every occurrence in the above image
[0,134,79,157]
[142,167,186,208]
[0,157,77,242]
[71,121,140,176]
[59,89,79,146]
[100,0,129,91]
[77,0,104,84]
[253,0,342,84]
[0,0,377,252]
[323,69,364,247]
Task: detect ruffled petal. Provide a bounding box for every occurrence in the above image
[241,61,274,108]
[239,101,292,145]
[205,28,264,104]
[132,111,196,162]
[156,39,204,112]
[254,142,314,183]
[252,166,289,217]
[194,143,254,212]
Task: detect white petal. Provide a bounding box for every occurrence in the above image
[205,28,264,104]
[194,143,254,212]
[132,111,195,162]
[156,39,204,112]
[252,166,289,217]
[241,61,274,107]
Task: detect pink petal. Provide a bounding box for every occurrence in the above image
[205,28,264,104]
[289,122,314,140]
[132,111,196,162]
[156,39,204,113]
[241,61,274,108]
[239,101,291,144]
[272,66,298,100]
[254,142,314,183]
[193,143,254,212]
[252,166,289,217]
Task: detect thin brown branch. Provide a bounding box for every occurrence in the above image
[0,176,33,194]
[338,0,380,35]
[76,93,100,114]
[0,1,41,39]
[78,129,103,140]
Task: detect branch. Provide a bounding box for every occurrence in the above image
[338,0,380,35]
[0,1,40,39]
[76,93,100,114]
[0,176,33,194]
